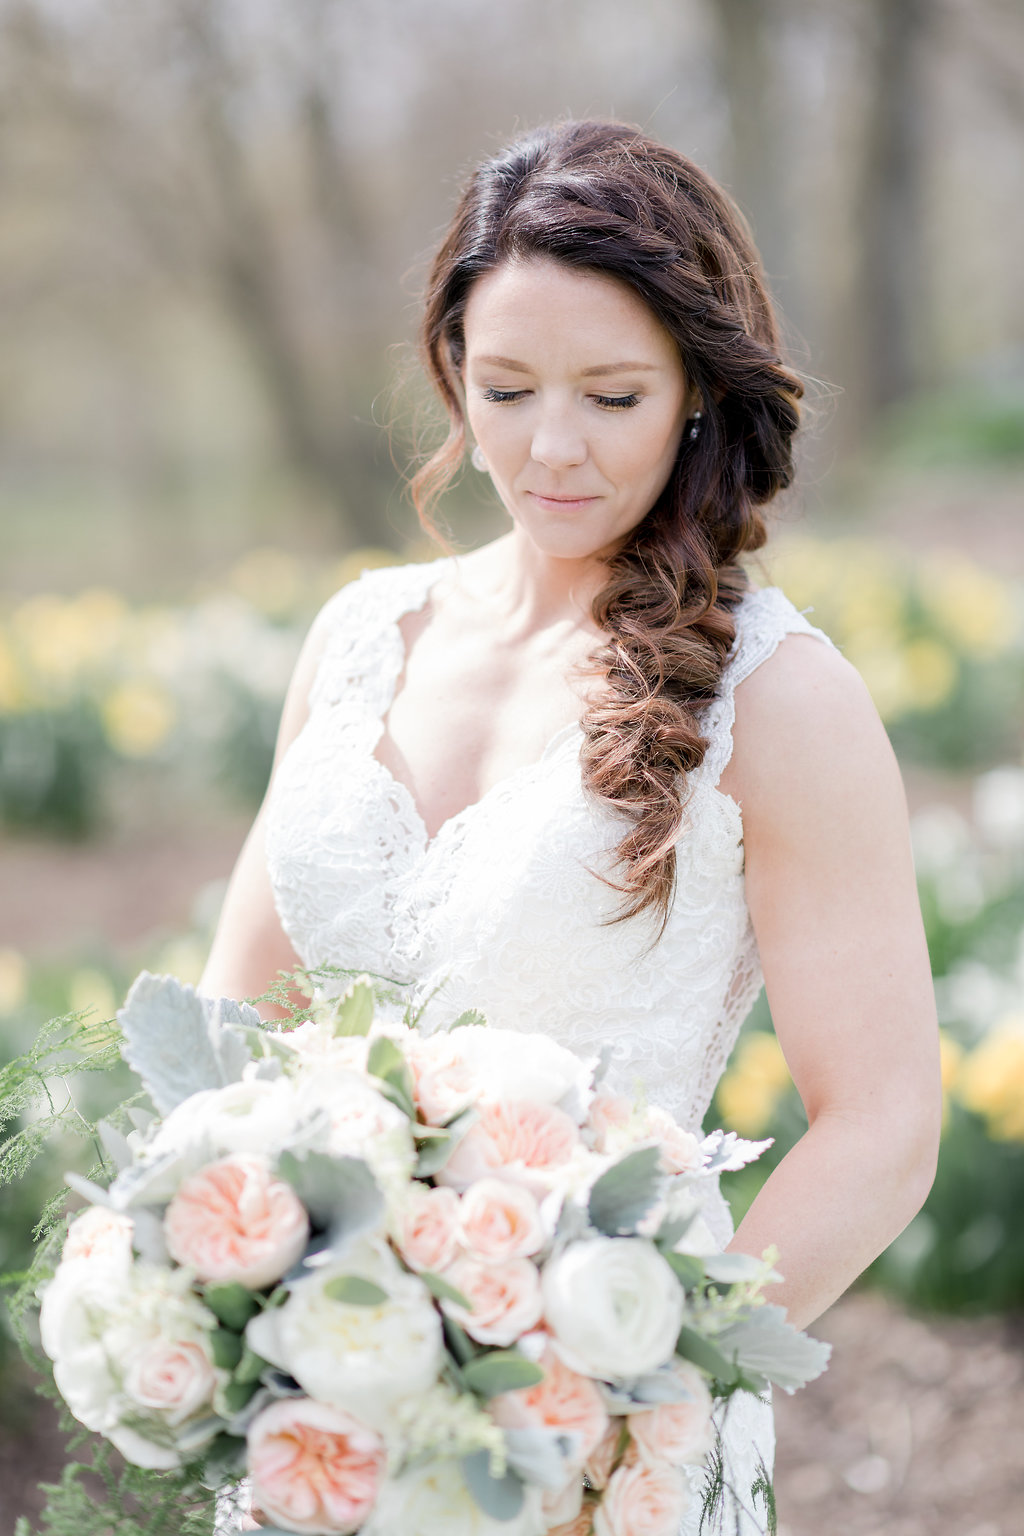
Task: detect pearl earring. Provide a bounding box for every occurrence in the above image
[688,410,703,441]
[471,445,488,472]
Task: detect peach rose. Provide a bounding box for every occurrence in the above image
[63,1206,134,1267]
[593,1462,689,1536]
[392,1185,460,1273]
[407,1037,478,1125]
[643,1109,702,1176]
[439,1100,579,1194]
[440,1254,543,1346]
[123,1338,217,1423]
[585,1424,623,1492]
[248,1398,385,1535]
[588,1093,633,1151]
[164,1154,309,1289]
[549,1507,596,1536]
[458,1178,545,1262]
[627,1362,714,1469]
[491,1346,609,1465]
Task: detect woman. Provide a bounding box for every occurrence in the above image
[200,120,941,1534]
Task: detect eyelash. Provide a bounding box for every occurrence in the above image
[481,387,642,411]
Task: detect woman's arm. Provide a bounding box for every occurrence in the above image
[718,634,942,1331]
[198,601,338,1020]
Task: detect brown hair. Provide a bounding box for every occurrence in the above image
[412,120,803,929]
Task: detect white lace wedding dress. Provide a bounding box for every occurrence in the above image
[262,554,834,1536]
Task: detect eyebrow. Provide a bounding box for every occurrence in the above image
[472,354,661,377]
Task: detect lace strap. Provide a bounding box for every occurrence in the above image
[307,556,453,713]
[700,585,837,787]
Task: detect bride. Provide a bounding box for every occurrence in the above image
[199,120,940,1534]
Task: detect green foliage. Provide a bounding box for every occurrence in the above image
[13,1438,218,1536]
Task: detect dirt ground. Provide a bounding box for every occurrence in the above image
[2,1290,1022,1536]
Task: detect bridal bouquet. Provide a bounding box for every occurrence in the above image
[30,971,829,1536]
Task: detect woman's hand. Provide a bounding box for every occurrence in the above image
[717,633,942,1330]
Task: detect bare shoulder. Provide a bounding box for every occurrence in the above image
[719,630,904,825]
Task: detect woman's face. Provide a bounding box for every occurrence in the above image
[462,256,696,563]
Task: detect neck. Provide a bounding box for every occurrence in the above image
[471,527,613,631]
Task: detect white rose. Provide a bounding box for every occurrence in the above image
[365,1459,545,1536]
[434,1028,594,1119]
[40,1258,220,1467]
[246,1239,443,1430]
[40,1258,126,1436]
[542,1239,683,1381]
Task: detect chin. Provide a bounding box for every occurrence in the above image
[512,512,641,565]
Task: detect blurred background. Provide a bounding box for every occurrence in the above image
[1,1,1023,1532]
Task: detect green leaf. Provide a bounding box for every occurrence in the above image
[219,1378,260,1415]
[210,1327,243,1371]
[204,1283,261,1332]
[461,1449,526,1520]
[588,1146,665,1236]
[675,1326,739,1387]
[662,1251,706,1290]
[462,1351,546,1399]
[323,1274,390,1306]
[117,972,262,1114]
[327,976,376,1038]
[366,1035,416,1118]
[234,1344,268,1385]
[419,1270,473,1310]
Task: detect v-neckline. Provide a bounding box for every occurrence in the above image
[369,557,585,854]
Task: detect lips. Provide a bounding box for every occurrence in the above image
[526,491,600,509]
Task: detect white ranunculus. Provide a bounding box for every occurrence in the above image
[40,1256,131,1430]
[364,1459,546,1536]
[147,1075,313,1164]
[541,1238,684,1381]
[429,1027,595,1120]
[246,1239,443,1431]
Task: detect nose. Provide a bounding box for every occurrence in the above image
[529,401,588,470]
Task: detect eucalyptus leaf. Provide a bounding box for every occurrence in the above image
[366,1035,416,1118]
[326,976,376,1038]
[712,1305,832,1393]
[323,1274,390,1306]
[461,1449,526,1521]
[234,1344,269,1386]
[662,1251,705,1290]
[588,1146,665,1236]
[204,1282,261,1331]
[462,1351,546,1399]
[414,1134,455,1178]
[675,1326,739,1387]
[210,1327,244,1371]
[419,1270,473,1310]
[276,1150,382,1234]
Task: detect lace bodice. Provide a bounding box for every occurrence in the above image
[259,554,834,1536]
[265,555,834,1140]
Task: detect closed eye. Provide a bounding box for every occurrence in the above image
[481,387,642,410]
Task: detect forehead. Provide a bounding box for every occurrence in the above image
[462,256,680,369]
